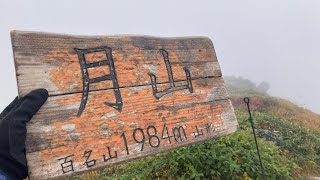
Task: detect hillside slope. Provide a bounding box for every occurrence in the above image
[231,96,320,132]
[225,76,320,132]
[226,76,320,177]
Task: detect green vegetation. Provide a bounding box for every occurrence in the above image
[75,76,320,179]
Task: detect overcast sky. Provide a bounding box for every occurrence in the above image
[1,0,319,114]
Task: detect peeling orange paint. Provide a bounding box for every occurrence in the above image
[42,48,216,95]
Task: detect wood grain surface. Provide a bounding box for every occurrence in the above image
[12,31,238,180]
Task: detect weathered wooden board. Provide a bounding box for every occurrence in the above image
[12,31,221,96]
[11,31,238,180]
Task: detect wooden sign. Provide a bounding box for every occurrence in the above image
[11,31,238,179]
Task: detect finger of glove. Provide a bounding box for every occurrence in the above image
[11,88,48,123]
[0,96,19,119]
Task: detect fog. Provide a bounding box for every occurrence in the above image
[1,0,319,113]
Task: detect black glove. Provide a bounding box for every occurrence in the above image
[0,89,48,180]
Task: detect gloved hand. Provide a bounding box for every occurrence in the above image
[0,89,48,180]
